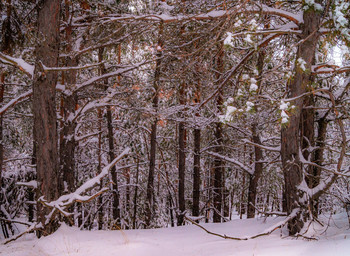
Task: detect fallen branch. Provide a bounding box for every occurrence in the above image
[3,223,41,245]
[184,208,299,240]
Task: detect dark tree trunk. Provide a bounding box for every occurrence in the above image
[97,109,103,230]
[33,0,60,237]
[98,47,121,226]
[247,41,265,219]
[28,142,36,223]
[213,44,224,223]
[192,128,201,217]
[146,23,163,227]
[0,73,4,193]
[307,116,327,216]
[280,6,321,235]
[59,0,77,199]
[192,80,201,218]
[177,81,186,226]
[133,157,139,229]
[107,104,121,226]
[247,124,263,218]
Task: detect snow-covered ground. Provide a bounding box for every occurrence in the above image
[1,213,350,256]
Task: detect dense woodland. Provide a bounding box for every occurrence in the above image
[0,0,350,242]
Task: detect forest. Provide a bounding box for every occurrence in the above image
[0,0,350,250]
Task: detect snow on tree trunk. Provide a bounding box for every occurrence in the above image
[280,5,321,235]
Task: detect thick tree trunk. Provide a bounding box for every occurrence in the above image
[33,0,60,237]
[280,7,321,235]
[146,23,163,227]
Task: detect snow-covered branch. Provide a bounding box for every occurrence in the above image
[207,151,253,175]
[38,147,130,210]
[242,139,280,152]
[72,60,150,92]
[0,90,33,116]
[0,52,34,78]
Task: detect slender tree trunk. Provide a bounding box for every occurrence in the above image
[240,172,246,219]
[97,109,103,230]
[97,47,122,227]
[307,116,327,216]
[177,81,186,226]
[192,128,201,217]
[0,73,4,193]
[59,0,77,200]
[133,157,139,229]
[247,124,263,218]
[213,43,224,223]
[146,23,163,227]
[28,142,36,223]
[281,6,321,235]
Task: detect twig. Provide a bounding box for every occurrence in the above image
[0,217,32,227]
[249,202,287,216]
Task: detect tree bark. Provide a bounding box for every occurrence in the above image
[145,23,163,227]
[177,82,186,226]
[59,0,77,199]
[247,124,263,218]
[0,73,4,193]
[307,116,327,216]
[192,128,201,217]
[33,0,60,237]
[280,6,321,235]
[213,43,224,223]
[97,108,103,230]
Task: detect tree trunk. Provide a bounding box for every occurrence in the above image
[247,124,263,218]
[213,43,224,223]
[192,128,201,217]
[0,73,4,193]
[177,82,186,226]
[28,142,36,223]
[307,116,327,216]
[33,0,60,237]
[281,6,321,235]
[59,0,77,200]
[146,23,163,227]
[133,157,139,229]
[97,109,103,230]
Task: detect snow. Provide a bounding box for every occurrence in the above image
[297,57,307,71]
[224,32,233,47]
[16,180,38,189]
[246,101,254,112]
[2,213,350,256]
[303,0,323,12]
[0,52,34,78]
